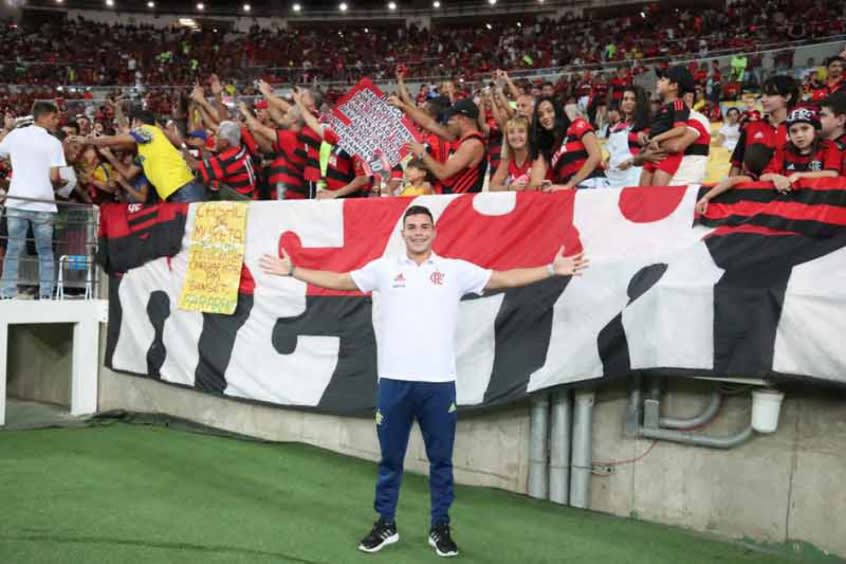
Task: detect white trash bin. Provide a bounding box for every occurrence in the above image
[751,389,784,434]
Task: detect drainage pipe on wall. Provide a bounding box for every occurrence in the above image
[528,394,550,499]
[639,424,754,448]
[659,392,722,430]
[548,389,572,504]
[569,390,595,509]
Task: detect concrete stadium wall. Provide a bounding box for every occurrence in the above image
[4,323,845,557]
[6,323,72,408]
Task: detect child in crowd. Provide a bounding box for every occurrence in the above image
[760,107,840,192]
[399,159,433,197]
[697,107,839,212]
[640,66,696,186]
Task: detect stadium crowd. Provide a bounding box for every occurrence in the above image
[1,0,845,89]
[1,2,846,297]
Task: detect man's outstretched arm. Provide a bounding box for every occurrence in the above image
[485,246,588,290]
[260,249,359,291]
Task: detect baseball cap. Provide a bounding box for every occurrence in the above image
[440,99,479,123]
[659,66,696,95]
[786,107,821,129]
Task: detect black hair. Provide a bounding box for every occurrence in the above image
[130,108,156,126]
[403,205,434,226]
[31,101,58,120]
[62,122,80,135]
[426,95,451,121]
[621,85,651,132]
[743,144,773,176]
[726,107,741,117]
[821,92,846,116]
[761,75,800,108]
[825,56,846,68]
[529,96,570,161]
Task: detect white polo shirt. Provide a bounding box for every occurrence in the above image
[351,252,492,383]
[0,125,66,213]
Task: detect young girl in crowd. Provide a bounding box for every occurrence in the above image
[528,96,607,190]
[490,116,531,191]
[761,107,841,191]
[696,107,839,213]
[399,158,433,197]
[606,85,651,188]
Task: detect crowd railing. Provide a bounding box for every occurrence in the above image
[0,195,98,301]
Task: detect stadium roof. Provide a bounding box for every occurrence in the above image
[22,0,571,16]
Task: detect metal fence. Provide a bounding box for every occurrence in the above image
[0,196,98,300]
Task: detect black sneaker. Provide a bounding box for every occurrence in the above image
[428,523,459,557]
[357,519,399,553]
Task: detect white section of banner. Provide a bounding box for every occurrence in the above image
[222,200,345,406]
[774,246,846,383]
[112,216,203,386]
[527,187,714,392]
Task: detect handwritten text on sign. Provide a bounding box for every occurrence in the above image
[329,78,420,175]
[178,201,249,315]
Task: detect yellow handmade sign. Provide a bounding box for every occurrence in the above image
[178,201,249,314]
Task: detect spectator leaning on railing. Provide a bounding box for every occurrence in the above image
[0,101,67,300]
[78,109,207,203]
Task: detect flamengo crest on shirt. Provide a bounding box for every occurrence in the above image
[101,183,846,415]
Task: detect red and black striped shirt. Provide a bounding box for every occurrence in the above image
[764,140,842,175]
[198,146,257,198]
[550,118,604,184]
[325,147,371,197]
[487,123,503,175]
[269,129,307,199]
[443,131,487,194]
[298,124,323,183]
[684,113,711,157]
[426,132,451,194]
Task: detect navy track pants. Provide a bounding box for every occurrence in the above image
[373,378,457,527]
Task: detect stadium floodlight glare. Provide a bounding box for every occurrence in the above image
[339,2,348,11]
[55,0,63,4]
[640,11,646,18]
[196,2,205,10]
[292,3,301,11]
[243,2,250,11]
[388,1,397,10]
[147,1,155,7]
[105,0,114,7]
[485,23,492,30]
[433,0,441,7]
[488,0,496,5]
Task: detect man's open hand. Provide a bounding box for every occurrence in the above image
[551,245,589,276]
